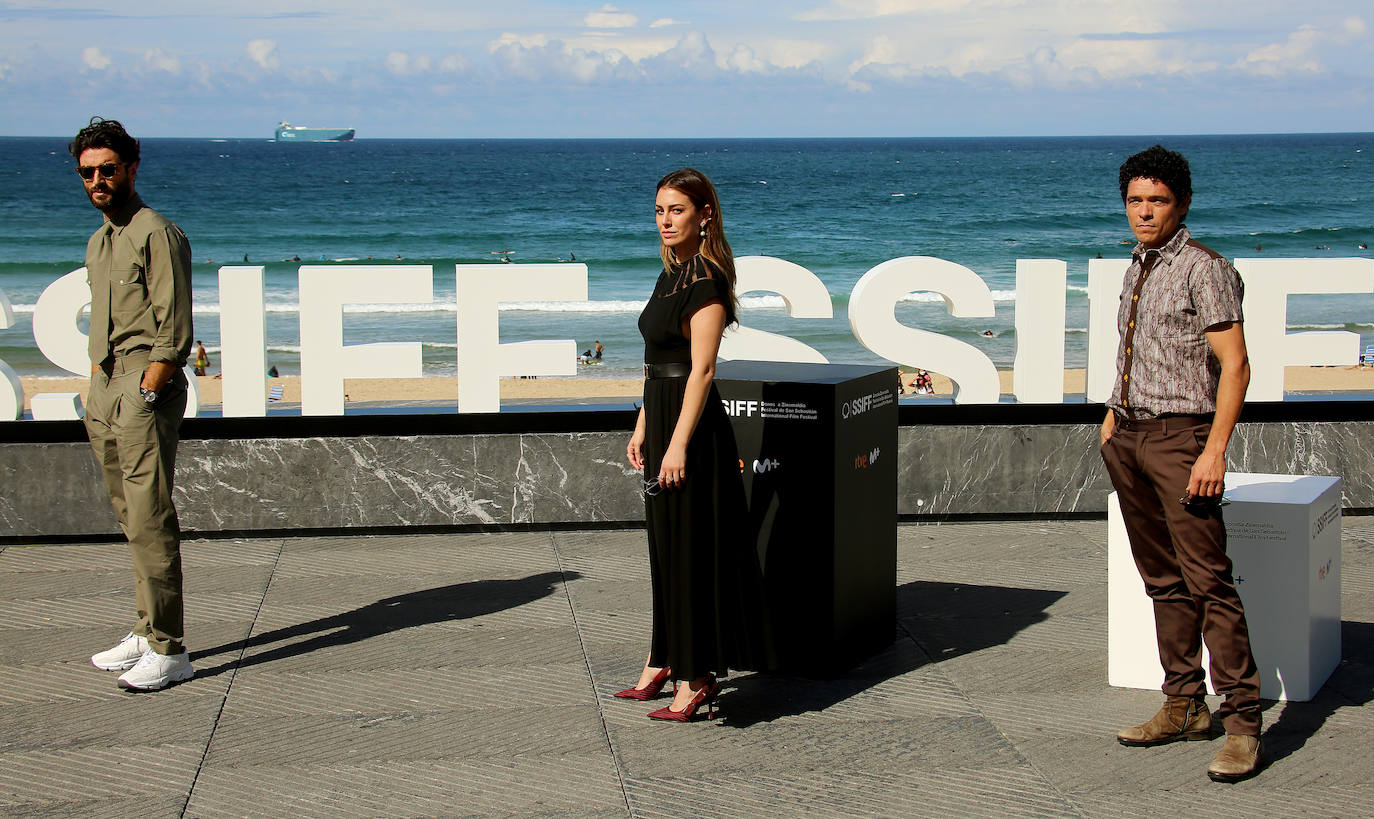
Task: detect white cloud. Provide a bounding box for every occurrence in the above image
[490,32,550,52]
[81,46,111,71]
[385,51,411,75]
[558,33,676,61]
[585,4,637,29]
[754,40,831,70]
[144,48,181,74]
[1236,16,1370,77]
[480,29,830,86]
[846,34,902,80]
[724,45,769,74]
[439,52,471,73]
[383,50,443,75]
[488,35,637,84]
[799,0,974,22]
[647,31,717,72]
[838,3,1312,91]
[246,39,279,71]
[1,0,1369,137]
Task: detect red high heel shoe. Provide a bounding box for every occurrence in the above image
[613,666,675,700]
[647,676,719,722]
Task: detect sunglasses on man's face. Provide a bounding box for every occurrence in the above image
[76,162,122,181]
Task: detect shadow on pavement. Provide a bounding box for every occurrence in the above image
[190,570,578,678]
[1260,619,1374,765]
[720,579,1067,727]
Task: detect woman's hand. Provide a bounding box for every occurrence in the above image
[658,443,688,489]
[627,408,646,470]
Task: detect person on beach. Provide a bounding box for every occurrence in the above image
[72,117,196,692]
[621,167,756,721]
[193,340,210,376]
[1100,145,1262,781]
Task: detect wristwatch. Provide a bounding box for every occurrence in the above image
[139,386,159,405]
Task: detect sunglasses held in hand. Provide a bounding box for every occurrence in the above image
[1179,494,1230,507]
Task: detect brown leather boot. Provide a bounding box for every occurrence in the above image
[1208,734,1263,782]
[1117,695,1212,746]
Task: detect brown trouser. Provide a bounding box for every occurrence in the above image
[1101,413,1261,736]
[84,350,187,656]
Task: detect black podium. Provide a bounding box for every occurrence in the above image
[715,360,898,675]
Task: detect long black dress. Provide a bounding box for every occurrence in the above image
[637,255,755,681]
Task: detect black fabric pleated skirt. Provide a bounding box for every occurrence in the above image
[641,378,763,681]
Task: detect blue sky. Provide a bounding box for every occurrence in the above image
[2,1,1371,138]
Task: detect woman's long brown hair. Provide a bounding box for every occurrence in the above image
[656,167,738,318]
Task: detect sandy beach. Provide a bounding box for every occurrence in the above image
[15,366,1374,413]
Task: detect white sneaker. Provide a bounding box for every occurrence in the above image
[91,632,150,671]
[116,649,194,691]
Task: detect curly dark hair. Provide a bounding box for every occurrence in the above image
[68,117,140,165]
[1118,144,1191,204]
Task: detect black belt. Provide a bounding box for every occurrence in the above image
[1114,412,1212,433]
[644,362,692,379]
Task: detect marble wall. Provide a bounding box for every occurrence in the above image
[894,421,1374,516]
[3,419,1371,539]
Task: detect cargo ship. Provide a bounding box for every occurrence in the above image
[274,122,355,142]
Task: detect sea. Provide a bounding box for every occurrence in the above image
[2,134,1371,380]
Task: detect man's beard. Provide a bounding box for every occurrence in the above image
[88,180,133,213]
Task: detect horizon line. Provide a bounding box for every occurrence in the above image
[4,130,1374,141]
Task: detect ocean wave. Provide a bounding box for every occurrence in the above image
[1290,322,1374,331]
[897,289,1018,303]
[8,291,1360,324]
[207,341,469,356]
[9,288,1033,315]
[196,296,793,315]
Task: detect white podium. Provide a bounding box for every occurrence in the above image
[1108,472,1342,701]
[29,392,84,421]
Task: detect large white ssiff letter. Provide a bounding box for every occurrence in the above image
[217,266,267,417]
[0,286,22,420]
[30,267,200,419]
[849,256,1000,404]
[720,255,833,364]
[1235,258,1374,401]
[455,263,587,413]
[1085,257,1374,403]
[299,265,433,416]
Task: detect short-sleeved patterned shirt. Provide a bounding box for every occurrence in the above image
[1107,225,1244,419]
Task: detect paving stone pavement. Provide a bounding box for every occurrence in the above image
[1,517,1372,818]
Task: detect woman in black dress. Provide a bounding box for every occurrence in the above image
[619,167,750,722]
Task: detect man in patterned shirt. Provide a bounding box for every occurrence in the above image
[1100,145,1263,782]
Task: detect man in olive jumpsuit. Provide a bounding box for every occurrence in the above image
[72,117,195,692]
